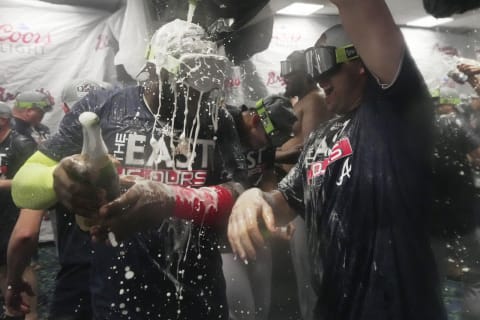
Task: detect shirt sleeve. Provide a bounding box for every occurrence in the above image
[375,50,431,110]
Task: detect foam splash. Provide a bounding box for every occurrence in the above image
[108,231,119,247]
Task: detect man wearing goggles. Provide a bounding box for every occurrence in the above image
[228,0,447,319]
[12,19,247,320]
[304,44,359,81]
[277,50,332,170]
[223,95,296,320]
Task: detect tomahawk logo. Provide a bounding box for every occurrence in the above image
[307,138,353,184]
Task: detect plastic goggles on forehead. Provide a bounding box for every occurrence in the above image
[144,45,229,93]
[305,45,359,80]
[280,59,304,78]
[16,101,53,112]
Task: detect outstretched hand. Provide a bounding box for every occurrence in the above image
[458,63,480,76]
[91,181,175,243]
[227,188,278,261]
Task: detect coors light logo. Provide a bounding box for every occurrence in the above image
[0,23,52,56]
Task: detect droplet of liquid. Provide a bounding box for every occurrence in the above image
[125,270,135,279]
[108,232,118,247]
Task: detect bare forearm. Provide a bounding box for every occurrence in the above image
[0,179,12,190]
[332,0,404,84]
[6,211,43,285]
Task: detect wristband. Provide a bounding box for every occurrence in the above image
[173,185,235,225]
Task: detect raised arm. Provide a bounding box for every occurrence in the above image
[331,0,404,85]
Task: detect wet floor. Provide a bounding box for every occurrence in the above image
[1,239,302,320]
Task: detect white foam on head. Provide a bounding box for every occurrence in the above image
[179,53,231,93]
[148,19,217,74]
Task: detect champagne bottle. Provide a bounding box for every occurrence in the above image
[76,111,120,231]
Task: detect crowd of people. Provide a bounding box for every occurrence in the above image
[1,0,480,319]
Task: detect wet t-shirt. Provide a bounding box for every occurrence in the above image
[244,146,275,187]
[40,85,246,319]
[432,111,480,237]
[278,53,447,320]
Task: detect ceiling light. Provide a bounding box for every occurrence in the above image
[406,16,454,27]
[277,2,325,16]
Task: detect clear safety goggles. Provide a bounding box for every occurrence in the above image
[140,44,230,93]
[304,45,359,80]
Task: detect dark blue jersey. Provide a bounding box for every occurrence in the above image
[278,53,446,320]
[40,85,246,319]
[244,146,275,186]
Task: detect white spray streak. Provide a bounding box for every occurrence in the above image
[187,2,196,24]
[187,91,204,171]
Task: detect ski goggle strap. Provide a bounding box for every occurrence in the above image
[439,97,461,105]
[255,98,276,135]
[144,43,182,75]
[431,89,461,106]
[305,45,359,79]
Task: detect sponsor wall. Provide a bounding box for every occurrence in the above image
[1,2,480,131]
[0,0,152,131]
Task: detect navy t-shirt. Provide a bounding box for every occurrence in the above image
[244,146,275,187]
[278,53,446,320]
[40,85,246,319]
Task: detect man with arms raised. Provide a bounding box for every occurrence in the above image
[228,0,447,319]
